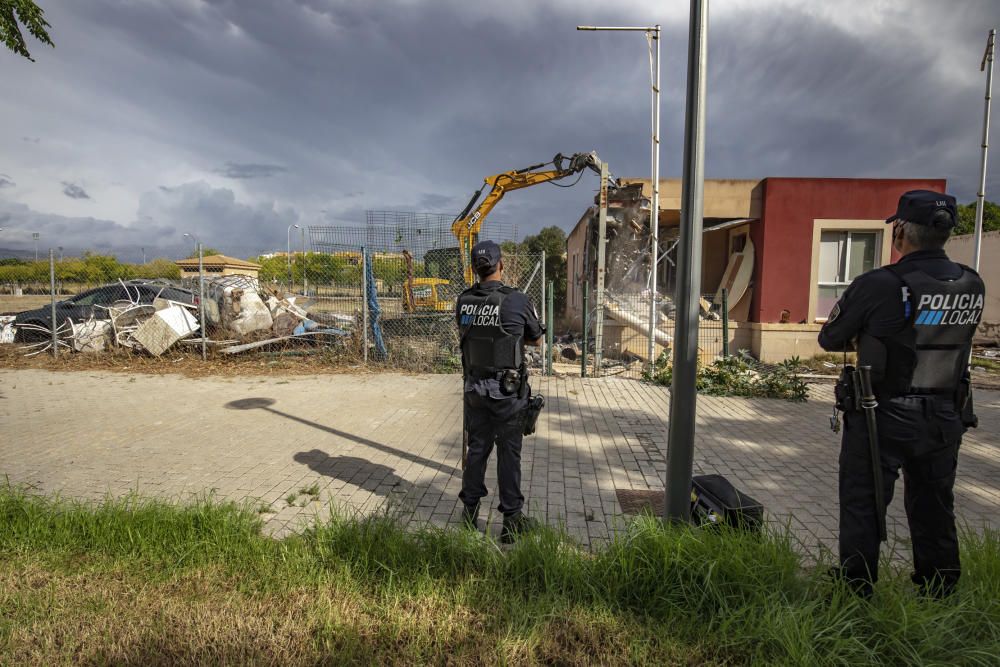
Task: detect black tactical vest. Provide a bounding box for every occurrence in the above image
[458,284,524,378]
[871,264,984,396]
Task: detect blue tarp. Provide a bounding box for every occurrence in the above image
[363,249,388,359]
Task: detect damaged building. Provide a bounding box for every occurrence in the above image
[566,176,948,363]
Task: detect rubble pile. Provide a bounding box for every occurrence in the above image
[5,277,351,358]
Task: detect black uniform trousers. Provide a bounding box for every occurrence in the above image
[459,391,527,517]
[839,394,963,596]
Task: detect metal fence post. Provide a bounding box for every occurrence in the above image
[721,287,729,357]
[49,249,57,358]
[540,250,546,375]
[198,242,206,361]
[361,246,369,364]
[594,160,609,377]
[547,280,554,376]
[581,281,589,378]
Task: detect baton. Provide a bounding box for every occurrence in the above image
[462,412,468,470]
[858,366,887,543]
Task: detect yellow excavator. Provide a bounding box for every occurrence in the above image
[450,151,612,285]
[398,151,611,316]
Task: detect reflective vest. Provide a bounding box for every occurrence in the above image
[872,264,984,396]
[457,284,524,378]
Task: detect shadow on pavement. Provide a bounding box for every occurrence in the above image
[224,397,461,478]
[293,449,408,497]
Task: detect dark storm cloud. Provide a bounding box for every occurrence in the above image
[61,182,91,200]
[214,161,288,179]
[0,182,299,259]
[0,199,172,253]
[1,0,996,256]
[136,181,299,252]
[0,175,14,189]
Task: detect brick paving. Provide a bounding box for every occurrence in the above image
[0,369,996,554]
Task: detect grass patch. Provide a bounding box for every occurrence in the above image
[0,487,997,664]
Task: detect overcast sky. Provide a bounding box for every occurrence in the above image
[1,0,997,260]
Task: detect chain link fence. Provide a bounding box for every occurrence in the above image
[1,214,550,374]
[303,213,546,372]
[565,289,729,380]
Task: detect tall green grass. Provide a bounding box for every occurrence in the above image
[1,486,997,665]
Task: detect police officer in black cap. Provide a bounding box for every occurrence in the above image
[456,240,544,542]
[819,190,985,597]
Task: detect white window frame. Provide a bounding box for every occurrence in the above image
[813,228,883,323]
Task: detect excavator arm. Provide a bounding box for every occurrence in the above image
[451,151,612,284]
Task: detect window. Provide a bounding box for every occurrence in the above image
[817,230,880,318]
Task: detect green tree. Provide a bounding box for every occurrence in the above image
[955,200,1000,236]
[522,226,567,314]
[1,0,54,61]
[187,247,221,258]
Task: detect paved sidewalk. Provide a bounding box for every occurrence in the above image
[1,369,997,553]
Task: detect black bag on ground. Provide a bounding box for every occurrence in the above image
[690,474,764,531]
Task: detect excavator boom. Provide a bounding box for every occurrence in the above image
[451,151,612,284]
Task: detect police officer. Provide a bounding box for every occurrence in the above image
[819,190,985,598]
[456,240,544,542]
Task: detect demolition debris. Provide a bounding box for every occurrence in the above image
[7,277,350,359]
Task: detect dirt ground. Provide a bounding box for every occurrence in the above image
[0,343,379,378]
[0,294,60,315]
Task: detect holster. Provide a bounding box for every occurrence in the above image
[834,365,859,413]
[522,394,545,436]
[957,374,978,429]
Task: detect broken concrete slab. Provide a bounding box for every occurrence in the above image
[132,305,199,356]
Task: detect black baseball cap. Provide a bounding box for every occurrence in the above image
[885,190,957,228]
[471,240,502,274]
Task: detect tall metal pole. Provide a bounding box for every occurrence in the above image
[594,161,609,377]
[576,24,661,369]
[973,29,995,272]
[198,242,206,361]
[665,0,710,523]
[49,249,57,358]
[647,25,661,370]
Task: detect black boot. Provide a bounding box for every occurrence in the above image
[500,512,538,544]
[462,503,480,530]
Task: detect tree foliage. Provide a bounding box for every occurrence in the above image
[955,200,1000,236]
[521,226,567,314]
[0,253,181,286]
[1,0,54,61]
[186,248,222,259]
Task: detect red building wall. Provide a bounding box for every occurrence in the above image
[750,177,947,323]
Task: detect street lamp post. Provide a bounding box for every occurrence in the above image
[973,29,995,272]
[32,232,39,261]
[287,224,300,292]
[577,24,661,368]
